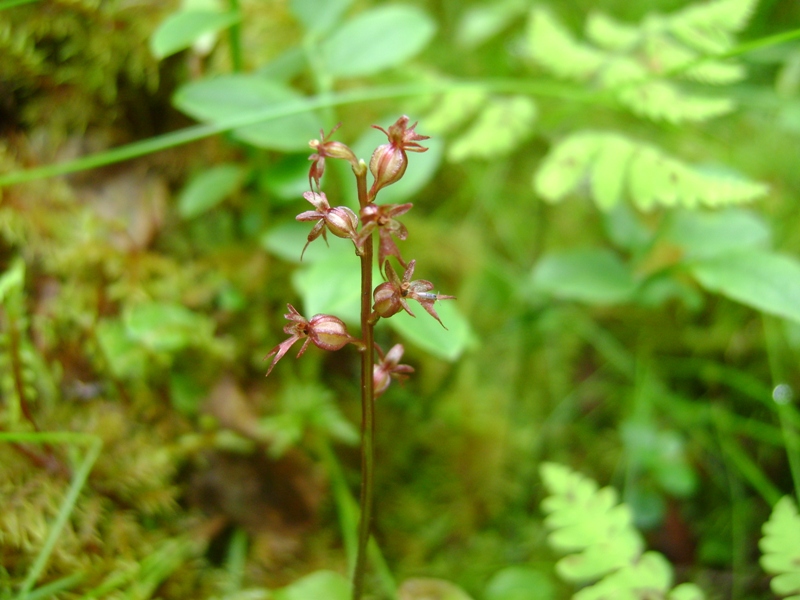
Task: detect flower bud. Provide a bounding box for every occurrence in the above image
[369,143,408,196]
[308,314,358,351]
[325,206,358,239]
[372,282,406,319]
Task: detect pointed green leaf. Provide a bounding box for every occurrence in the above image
[689,251,800,323]
[387,300,475,362]
[534,133,602,202]
[321,5,436,78]
[590,134,635,210]
[290,0,352,35]
[150,10,241,59]
[273,570,350,600]
[173,74,321,151]
[484,566,556,600]
[178,164,245,219]
[664,208,771,260]
[447,96,537,162]
[532,248,638,304]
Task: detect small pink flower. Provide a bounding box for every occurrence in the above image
[296,191,358,259]
[368,116,429,199]
[373,344,414,397]
[308,123,358,191]
[357,202,413,270]
[372,259,456,328]
[264,304,361,376]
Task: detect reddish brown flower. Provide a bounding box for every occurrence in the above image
[308,123,358,191]
[368,116,429,199]
[372,259,456,328]
[357,202,413,270]
[264,304,361,376]
[373,343,414,397]
[296,191,358,259]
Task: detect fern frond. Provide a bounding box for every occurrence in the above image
[541,463,644,582]
[541,463,707,599]
[447,96,537,162]
[534,131,768,211]
[526,1,756,123]
[760,496,800,600]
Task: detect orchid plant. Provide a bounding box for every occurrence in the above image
[263,116,455,599]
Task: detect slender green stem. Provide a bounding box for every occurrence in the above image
[227,0,243,72]
[353,161,375,600]
[763,316,800,501]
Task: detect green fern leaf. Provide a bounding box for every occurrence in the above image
[760,496,800,600]
[541,463,644,582]
[526,1,756,123]
[586,11,639,51]
[617,79,734,123]
[447,96,537,162]
[573,551,672,600]
[533,132,603,202]
[590,134,636,210]
[422,87,487,135]
[672,0,758,38]
[541,463,707,599]
[534,131,768,211]
[527,9,605,80]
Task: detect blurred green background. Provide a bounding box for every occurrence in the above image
[1,0,800,598]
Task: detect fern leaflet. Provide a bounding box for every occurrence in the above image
[534,131,768,211]
[541,462,706,599]
[526,0,758,123]
[761,496,800,600]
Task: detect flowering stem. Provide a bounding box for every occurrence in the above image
[353,161,374,600]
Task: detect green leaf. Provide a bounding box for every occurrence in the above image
[421,88,487,135]
[387,301,475,362]
[261,221,354,264]
[398,578,475,600]
[291,249,367,325]
[447,96,537,162]
[95,319,149,379]
[173,74,321,151]
[273,570,350,600]
[535,131,768,210]
[484,566,555,600]
[534,132,602,202]
[455,0,527,48]
[664,208,771,260]
[760,496,800,598]
[177,164,245,219]
[574,552,672,600]
[526,8,605,79]
[668,583,707,600]
[321,5,436,78]
[590,134,635,210]
[289,0,352,35]
[123,302,215,352]
[150,10,241,59]
[531,248,638,305]
[688,251,800,323]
